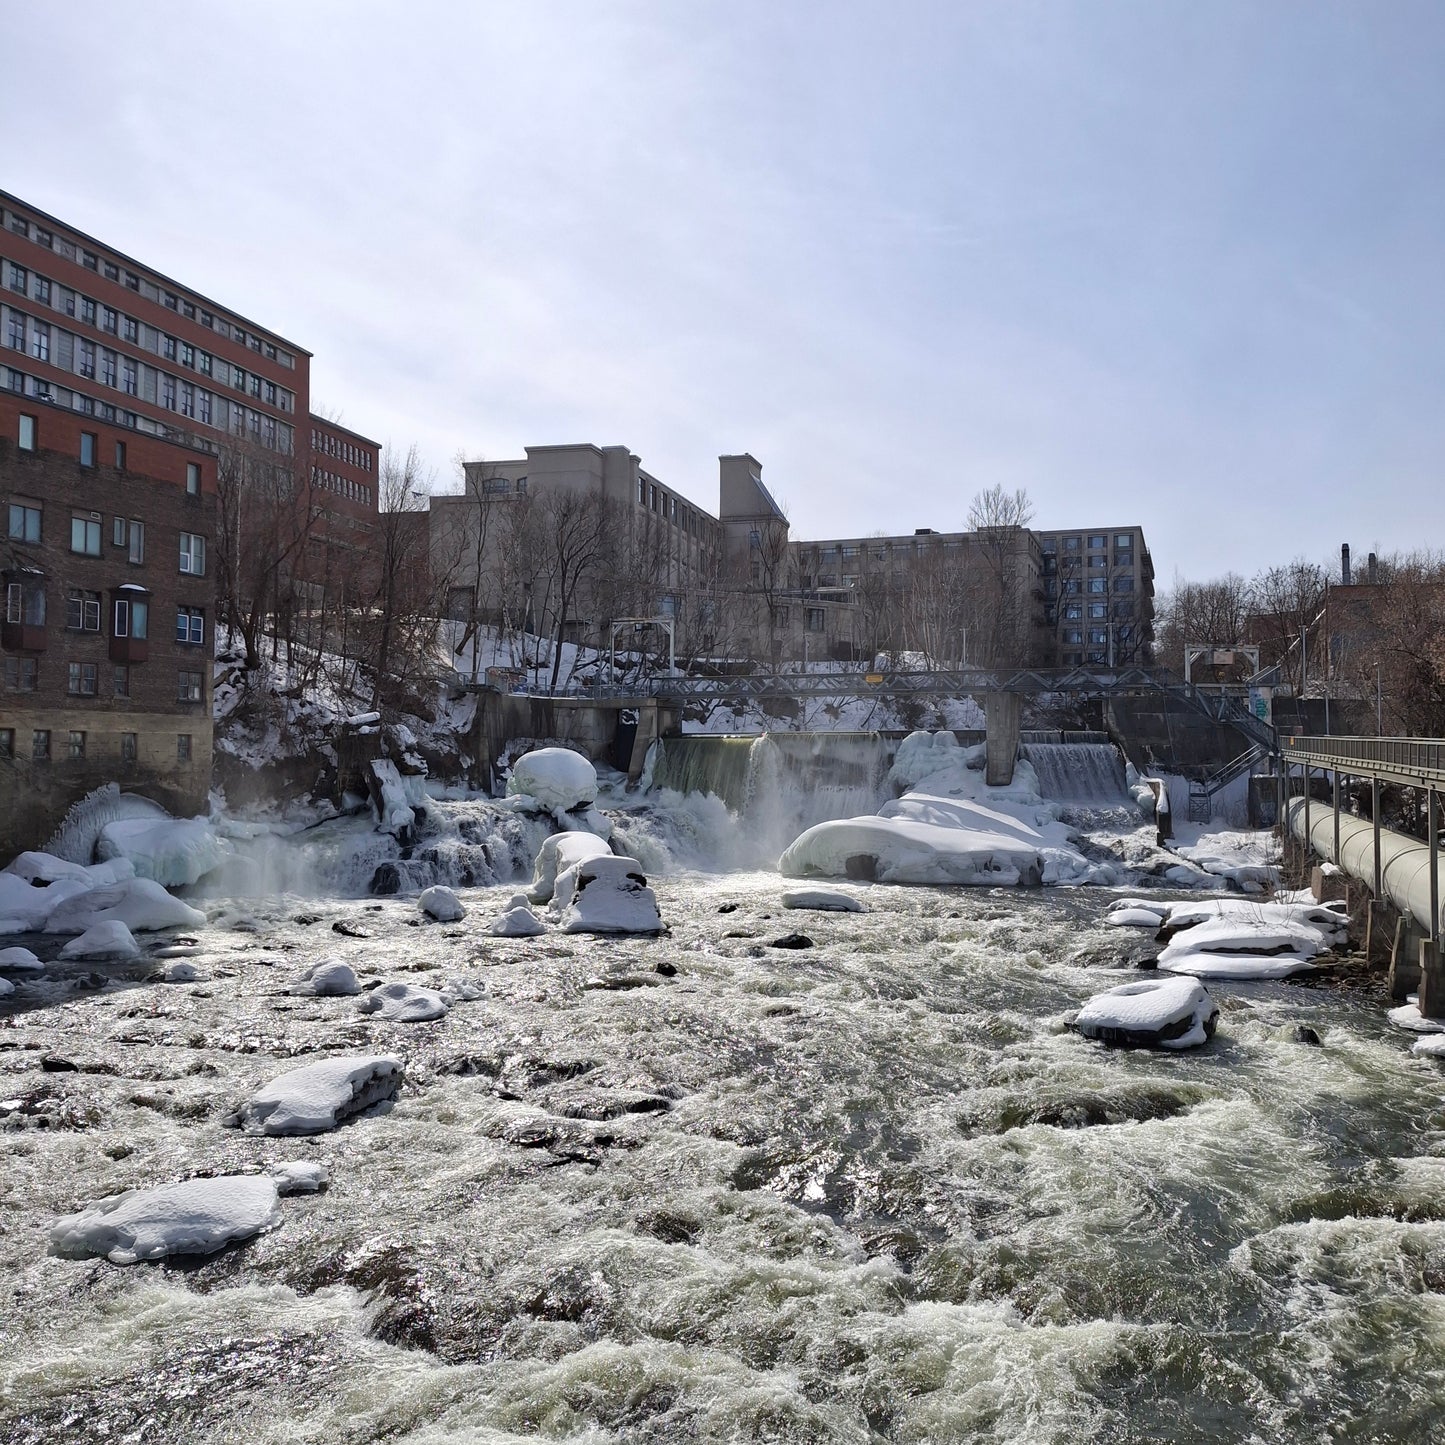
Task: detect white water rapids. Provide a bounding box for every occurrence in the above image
[3,748,1445,1442]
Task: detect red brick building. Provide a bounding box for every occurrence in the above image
[0,190,379,852]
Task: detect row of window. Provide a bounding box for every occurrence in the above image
[1047,577,1135,596]
[2,278,295,412]
[1044,552,1133,573]
[309,428,374,471]
[1043,533,1136,553]
[310,466,373,506]
[1049,601,1137,622]
[1061,627,1137,646]
[2,656,204,702]
[4,311,293,452]
[638,477,711,541]
[4,209,294,367]
[0,726,196,762]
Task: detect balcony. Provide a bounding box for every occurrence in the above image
[1,622,46,652]
[109,635,148,664]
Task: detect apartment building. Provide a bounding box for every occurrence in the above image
[1,394,216,850]
[1036,527,1155,666]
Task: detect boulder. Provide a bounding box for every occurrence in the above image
[1071,976,1219,1050]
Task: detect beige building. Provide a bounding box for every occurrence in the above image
[1036,527,1156,666]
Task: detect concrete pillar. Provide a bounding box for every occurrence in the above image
[1419,938,1445,1020]
[1389,915,1419,1002]
[984,691,1021,787]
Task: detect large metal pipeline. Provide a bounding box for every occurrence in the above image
[1285,796,1444,936]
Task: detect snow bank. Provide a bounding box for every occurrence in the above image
[1072,977,1219,1050]
[781,887,867,913]
[527,830,613,904]
[418,885,466,922]
[289,959,362,996]
[236,1055,404,1134]
[556,855,664,935]
[508,747,598,813]
[356,982,449,1022]
[58,921,140,961]
[50,1176,282,1264]
[96,817,228,887]
[44,878,207,935]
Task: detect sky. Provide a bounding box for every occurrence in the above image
[6,0,1445,586]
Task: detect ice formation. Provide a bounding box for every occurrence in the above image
[50,1175,283,1264]
[236,1054,404,1134]
[555,855,664,935]
[1072,976,1219,1050]
[96,817,228,887]
[418,885,466,922]
[356,981,450,1022]
[781,887,868,912]
[527,830,613,904]
[43,877,207,935]
[507,747,598,814]
[58,920,141,961]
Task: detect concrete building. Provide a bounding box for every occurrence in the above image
[1037,526,1155,666]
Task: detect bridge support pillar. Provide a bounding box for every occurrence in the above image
[984,692,1021,787]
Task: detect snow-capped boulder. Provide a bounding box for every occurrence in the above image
[4,851,94,884]
[556,855,664,935]
[418,885,466,922]
[355,982,449,1022]
[270,1161,329,1195]
[0,977,13,998]
[1071,977,1219,1050]
[508,747,598,814]
[50,1176,283,1264]
[1411,1034,1445,1060]
[490,895,547,937]
[156,959,205,983]
[235,1055,404,1135]
[527,830,613,904]
[0,946,43,972]
[1153,909,1339,979]
[289,959,362,997]
[44,878,207,935]
[1105,907,1169,929]
[781,887,867,913]
[58,921,141,961]
[96,817,227,887]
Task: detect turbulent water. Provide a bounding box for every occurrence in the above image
[4,846,1445,1443]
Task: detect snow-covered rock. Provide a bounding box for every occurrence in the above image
[1149,903,1343,979]
[96,817,227,887]
[887,730,964,790]
[1072,977,1219,1050]
[50,1176,282,1264]
[1411,1034,1445,1059]
[270,1160,329,1195]
[1388,1003,1445,1035]
[527,830,613,904]
[781,887,867,913]
[355,982,449,1022]
[58,921,141,961]
[508,747,598,813]
[1158,952,1317,980]
[43,878,207,935]
[289,959,362,997]
[0,946,43,972]
[1105,907,1168,929]
[235,1055,404,1134]
[0,871,97,933]
[0,976,13,998]
[556,855,664,935]
[156,959,206,983]
[490,900,547,937]
[418,885,466,922]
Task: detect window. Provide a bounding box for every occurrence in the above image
[1064,536,1081,551]
[102,306,118,335]
[232,365,245,390]
[66,589,101,631]
[1114,577,1134,593]
[806,607,826,632]
[177,733,193,762]
[7,262,26,292]
[1115,552,1132,569]
[120,732,137,761]
[7,503,40,543]
[119,518,144,563]
[124,271,139,291]
[1063,604,1082,621]
[177,606,204,645]
[83,251,99,272]
[5,579,45,627]
[197,391,211,425]
[179,532,205,575]
[1062,578,1081,595]
[113,595,148,639]
[178,670,204,703]
[0,728,11,759]
[1065,629,1083,644]
[248,373,261,398]
[1115,533,1133,548]
[1088,554,1107,569]
[162,334,177,361]
[81,296,96,326]
[122,358,137,395]
[32,729,50,761]
[1088,602,1108,619]
[80,432,96,467]
[113,665,130,698]
[161,374,176,410]
[101,348,117,387]
[35,277,51,306]
[123,316,138,344]
[77,339,95,378]
[71,515,102,555]
[164,293,178,311]
[5,311,24,350]
[1116,600,1135,618]
[1087,577,1107,594]
[30,322,49,362]
[199,351,211,377]
[67,663,98,696]
[1089,628,1108,645]
[1088,534,1107,549]
[114,440,126,470]
[66,729,86,759]
[186,461,200,494]
[4,656,38,690]
[265,380,276,405]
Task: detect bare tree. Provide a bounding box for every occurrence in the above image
[967,484,1034,531]
[1251,558,1328,687]
[965,487,1038,665]
[1153,573,1252,675]
[536,487,612,689]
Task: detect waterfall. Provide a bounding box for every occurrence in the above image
[650,736,760,812]
[1021,742,1128,803]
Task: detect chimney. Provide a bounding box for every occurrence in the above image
[1368,552,1378,584]
[1341,543,1351,586]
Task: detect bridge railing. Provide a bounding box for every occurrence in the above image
[1283,735,1445,788]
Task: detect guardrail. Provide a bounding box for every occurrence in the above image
[1282,735,1445,789]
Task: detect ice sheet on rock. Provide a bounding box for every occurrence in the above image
[1388,1004,1445,1035]
[781,887,867,912]
[356,981,449,1022]
[1159,914,1334,959]
[0,945,43,972]
[1411,1034,1445,1059]
[269,1161,330,1194]
[50,1175,282,1264]
[556,855,664,935]
[1157,950,1317,980]
[0,872,97,933]
[507,747,598,814]
[887,729,964,790]
[490,904,547,937]
[96,817,228,887]
[58,920,140,960]
[527,830,613,904]
[1073,976,1219,1050]
[289,959,362,996]
[779,813,1044,887]
[43,877,207,935]
[418,885,466,922]
[237,1054,404,1134]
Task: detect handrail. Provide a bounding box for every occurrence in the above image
[1283,735,1445,789]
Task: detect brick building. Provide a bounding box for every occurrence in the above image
[1,396,216,850]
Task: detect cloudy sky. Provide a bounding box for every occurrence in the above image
[7,1,1444,583]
